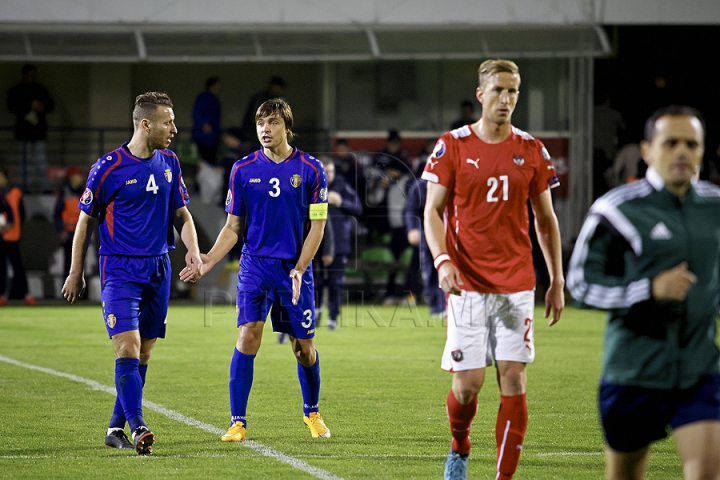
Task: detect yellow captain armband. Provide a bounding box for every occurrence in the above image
[309,202,328,220]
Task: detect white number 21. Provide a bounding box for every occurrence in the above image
[486,175,508,202]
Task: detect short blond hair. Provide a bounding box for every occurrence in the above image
[132,92,173,127]
[478,59,520,89]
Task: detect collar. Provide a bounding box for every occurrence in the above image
[645,167,664,191]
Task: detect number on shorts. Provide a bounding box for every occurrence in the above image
[301,309,312,328]
[523,317,533,351]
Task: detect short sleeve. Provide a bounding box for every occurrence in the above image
[225,162,246,217]
[421,133,455,191]
[529,140,560,198]
[79,152,121,217]
[172,155,190,209]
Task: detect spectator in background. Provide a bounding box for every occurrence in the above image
[316,157,363,330]
[53,166,85,277]
[607,141,644,187]
[450,99,477,131]
[6,64,55,193]
[241,76,286,149]
[192,77,225,206]
[411,138,437,178]
[191,76,222,166]
[367,129,414,305]
[0,168,36,306]
[593,93,626,199]
[404,177,444,318]
[333,139,364,195]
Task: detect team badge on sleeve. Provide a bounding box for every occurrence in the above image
[541,146,552,161]
[80,188,93,205]
[164,169,172,183]
[290,174,302,188]
[225,190,232,206]
[319,187,328,201]
[431,139,446,159]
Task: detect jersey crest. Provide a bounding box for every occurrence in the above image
[290,174,302,188]
[164,169,172,183]
[513,156,525,166]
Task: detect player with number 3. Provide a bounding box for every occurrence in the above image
[200,98,331,442]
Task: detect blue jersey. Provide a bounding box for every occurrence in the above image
[226,147,328,261]
[79,143,190,257]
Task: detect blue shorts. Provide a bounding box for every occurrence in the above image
[599,375,720,452]
[100,254,171,339]
[236,254,316,339]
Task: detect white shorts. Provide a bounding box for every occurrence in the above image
[441,290,535,372]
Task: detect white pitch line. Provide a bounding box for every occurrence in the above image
[0,354,343,480]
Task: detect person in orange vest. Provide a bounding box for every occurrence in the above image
[0,168,36,306]
[53,166,85,277]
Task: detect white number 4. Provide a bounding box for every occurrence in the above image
[146,174,159,195]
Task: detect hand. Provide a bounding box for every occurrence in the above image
[544,281,565,326]
[407,229,421,246]
[290,269,303,305]
[652,262,697,301]
[438,262,463,296]
[328,191,342,206]
[322,255,333,267]
[61,272,86,304]
[179,251,203,283]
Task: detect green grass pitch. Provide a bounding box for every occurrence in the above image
[0,303,684,478]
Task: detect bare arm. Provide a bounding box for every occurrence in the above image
[201,213,244,274]
[529,189,565,325]
[423,181,463,295]
[174,206,203,282]
[61,211,97,303]
[290,218,326,305]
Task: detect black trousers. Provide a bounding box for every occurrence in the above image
[0,240,29,298]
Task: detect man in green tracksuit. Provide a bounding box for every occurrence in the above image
[568,105,720,480]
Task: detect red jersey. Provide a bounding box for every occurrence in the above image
[421,125,559,293]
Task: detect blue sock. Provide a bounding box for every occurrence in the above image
[109,363,147,429]
[115,358,144,432]
[298,350,321,416]
[229,349,255,428]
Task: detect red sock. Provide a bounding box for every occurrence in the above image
[495,393,528,480]
[446,390,477,455]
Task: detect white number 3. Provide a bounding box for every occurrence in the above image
[146,174,159,195]
[269,178,280,197]
[301,309,313,328]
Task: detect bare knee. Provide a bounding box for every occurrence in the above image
[236,322,263,354]
[452,369,485,404]
[497,361,527,395]
[292,338,316,367]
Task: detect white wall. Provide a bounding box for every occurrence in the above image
[1,0,719,25]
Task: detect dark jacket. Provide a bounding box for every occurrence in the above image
[568,169,720,390]
[7,81,55,141]
[328,175,362,256]
[191,91,222,148]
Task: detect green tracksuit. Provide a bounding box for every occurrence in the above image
[568,169,720,389]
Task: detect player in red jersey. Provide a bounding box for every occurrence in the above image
[422,59,565,480]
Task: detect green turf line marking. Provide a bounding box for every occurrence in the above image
[0,354,343,480]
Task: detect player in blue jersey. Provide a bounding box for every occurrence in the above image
[61,92,202,455]
[200,98,331,441]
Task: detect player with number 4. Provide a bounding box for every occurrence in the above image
[62,92,202,455]
[200,98,331,442]
[422,59,565,480]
